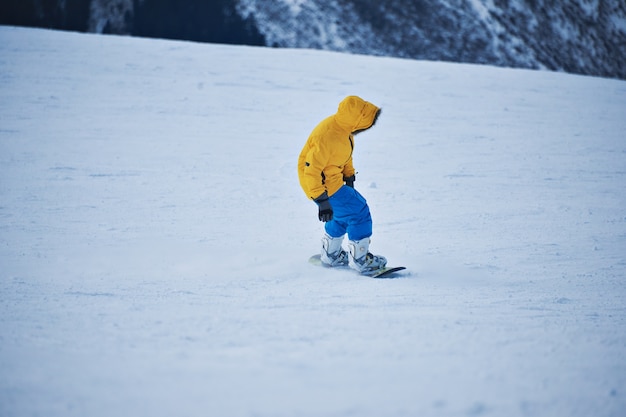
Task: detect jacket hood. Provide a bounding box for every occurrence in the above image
[334,96,380,133]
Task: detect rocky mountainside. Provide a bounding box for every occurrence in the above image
[2,0,624,80]
[236,0,626,80]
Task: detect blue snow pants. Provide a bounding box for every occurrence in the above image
[325,185,372,241]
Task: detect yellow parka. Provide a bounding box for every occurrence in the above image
[298,96,380,200]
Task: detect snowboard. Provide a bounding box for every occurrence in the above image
[308,254,406,278]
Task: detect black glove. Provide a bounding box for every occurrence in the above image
[344,174,355,188]
[314,191,333,222]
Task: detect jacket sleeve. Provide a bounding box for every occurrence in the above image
[300,140,330,200]
[342,156,355,179]
[342,134,355,179]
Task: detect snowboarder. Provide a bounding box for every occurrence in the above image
[298,95,387,273]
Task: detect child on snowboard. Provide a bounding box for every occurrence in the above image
[298,95,387,273]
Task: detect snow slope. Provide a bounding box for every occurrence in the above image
[1,26,625,417]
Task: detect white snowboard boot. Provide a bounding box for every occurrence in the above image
[347,237,387,273]
[320,233,349,267]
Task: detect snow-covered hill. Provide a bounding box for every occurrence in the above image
[2,0,625,79]
[1,26,625,417]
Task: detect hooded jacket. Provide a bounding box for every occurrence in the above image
[298,96,380,200]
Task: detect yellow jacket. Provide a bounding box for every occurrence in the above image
[298,96,380,200]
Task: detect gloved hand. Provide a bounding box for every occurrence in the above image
[314,191,333,222]
[344,174,355,188]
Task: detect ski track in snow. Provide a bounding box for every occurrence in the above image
[1,26,625,417]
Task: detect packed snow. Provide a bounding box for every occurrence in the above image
[1,26,625,417]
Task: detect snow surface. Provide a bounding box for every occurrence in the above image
[1,26,625,417]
